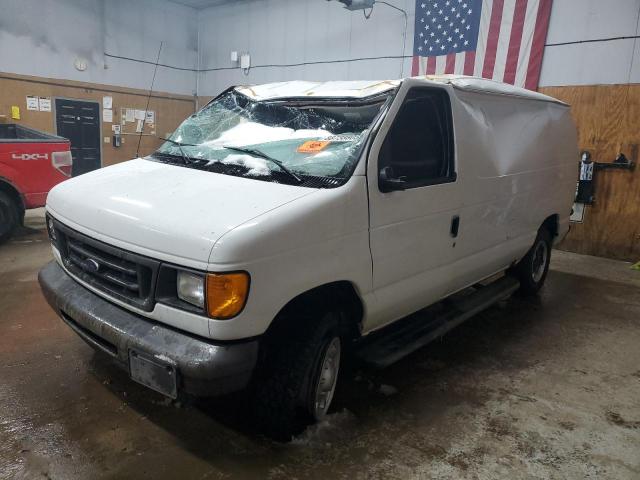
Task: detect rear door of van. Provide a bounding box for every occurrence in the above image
[365,81,462,331]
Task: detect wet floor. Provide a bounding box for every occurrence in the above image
[1,211,639,479]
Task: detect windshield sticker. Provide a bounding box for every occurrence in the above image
[297,140,330,153]
[324,134,359,142]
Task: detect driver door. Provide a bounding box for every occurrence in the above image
[365,83,463,331]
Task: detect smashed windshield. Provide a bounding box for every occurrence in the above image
[151,89,391,188]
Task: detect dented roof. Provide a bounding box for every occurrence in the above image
[235,80,401,100]
[234,75,567,105]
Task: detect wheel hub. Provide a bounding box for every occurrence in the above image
[532,240,548,283]
[313,337,341,420]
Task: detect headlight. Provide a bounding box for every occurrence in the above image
[206,272,250,319]
[169,269,250,318]
[176,271,205,308]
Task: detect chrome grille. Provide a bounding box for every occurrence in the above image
[52,219,159,311]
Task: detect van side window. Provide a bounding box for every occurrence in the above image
[379,88,455,189]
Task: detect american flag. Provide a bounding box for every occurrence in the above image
[411,0,553,90]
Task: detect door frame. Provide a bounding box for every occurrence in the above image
[363,78,462,333]
[53,97,103,171]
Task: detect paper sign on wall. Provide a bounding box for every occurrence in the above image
[135,119,144,133]
[103,109,113,123]
[11,106,20,120]
[134,109,145,121]
[125,109,134,122]
[145,110,155,124]
[26,96,39,111]
[103,96,113,109]
[38,97,51,112]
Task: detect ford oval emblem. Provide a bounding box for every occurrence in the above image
[83,258,100,273]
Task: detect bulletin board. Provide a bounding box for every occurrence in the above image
[119,107,157,136]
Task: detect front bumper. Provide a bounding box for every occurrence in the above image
[38,261,259,397]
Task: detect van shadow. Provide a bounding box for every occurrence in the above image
[85,275,565,469]
[13,224,45,239]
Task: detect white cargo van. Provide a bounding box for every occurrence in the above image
[39,75,578,439]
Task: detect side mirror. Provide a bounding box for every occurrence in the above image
[379,166,406,192]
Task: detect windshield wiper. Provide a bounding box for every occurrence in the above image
[158,137,197,165]
[223,145,303,184]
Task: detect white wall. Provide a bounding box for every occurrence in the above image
[197,0,414,96]
[539,0,640,86]
[1,0,639,98]
[197,0,640,96]
[0,0,198,95]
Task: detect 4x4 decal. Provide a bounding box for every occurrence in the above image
[12,153,49,161]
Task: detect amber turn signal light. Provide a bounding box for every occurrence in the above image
[206,272,250,319]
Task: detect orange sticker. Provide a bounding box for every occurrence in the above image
[297,140,330,153]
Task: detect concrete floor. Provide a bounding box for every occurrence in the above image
[1,210,639,479]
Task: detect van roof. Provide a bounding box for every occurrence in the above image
[234,75,567,106]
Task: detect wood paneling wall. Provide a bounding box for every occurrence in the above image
[540,84,640,261]
[0,72,196,167]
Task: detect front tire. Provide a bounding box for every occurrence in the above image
[513,228,552,295]
[0,191,20,244]
[252,310,343,441]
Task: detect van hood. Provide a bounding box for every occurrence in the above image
[47,158,315,267]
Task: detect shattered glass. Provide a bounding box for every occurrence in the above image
[151,89,391,187]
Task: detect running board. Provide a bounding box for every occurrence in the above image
[356,275,520,368]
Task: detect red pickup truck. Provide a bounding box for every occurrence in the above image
[0,124,72,242]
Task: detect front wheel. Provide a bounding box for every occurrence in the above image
[512,228,552,295]
[251,311,343,441]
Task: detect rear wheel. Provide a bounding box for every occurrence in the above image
[0,191,20,244]
[513,228,552,295]
[252,310,343,441]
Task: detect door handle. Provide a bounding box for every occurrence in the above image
[450,215,460,238]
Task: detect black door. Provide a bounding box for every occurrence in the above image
[55,99,101,176]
